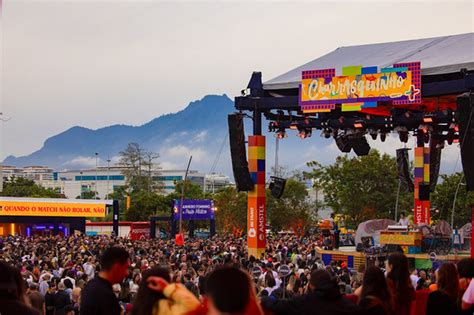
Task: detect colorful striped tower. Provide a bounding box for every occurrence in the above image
[414,144,430,225]
[247,135,266,258]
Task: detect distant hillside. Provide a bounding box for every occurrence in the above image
[5,93,457,179]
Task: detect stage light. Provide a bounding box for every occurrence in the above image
[276,129,286,139]
[298,128,312,139]
[335,135,352,153]
[380,133,387,142]
[369,129,377,140]
[321,129,331,139]
[268,121,279,132]
[354,121,364,129]
[351,136,371,156]
[423,116,433,123]
[395,126,409,143]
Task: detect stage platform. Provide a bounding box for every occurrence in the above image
[317,248,470,270]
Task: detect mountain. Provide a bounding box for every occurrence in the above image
[2,94,460,177]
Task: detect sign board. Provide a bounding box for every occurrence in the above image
[173,200,215,221]
[130,222,150,240]
[299,62,421,113]
[0,200,106,217]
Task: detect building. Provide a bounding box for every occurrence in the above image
[204,173,231,193]
[2,165,55,182]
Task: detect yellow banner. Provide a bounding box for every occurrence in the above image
[301,71,412,103]
[0,201,106,217]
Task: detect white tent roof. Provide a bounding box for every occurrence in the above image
[264,33,474,90]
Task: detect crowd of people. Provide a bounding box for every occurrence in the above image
[1,233,474,315]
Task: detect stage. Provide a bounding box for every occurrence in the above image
[317,247,470,270]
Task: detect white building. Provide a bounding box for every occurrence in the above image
[204,173,231,193]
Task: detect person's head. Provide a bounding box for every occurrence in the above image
[437,263,460,301]
[309,269,340,299]
[112,283,121,297]
[29,282,39,291]
[419,270,427,279]
[204,266,258,315]
[265,276,276,288]
[64,305,75,315]
[64,278,73,290]
[387,253,412,304]
[58,282,65,291]
[132,267,171,315]
[457,258,474,279]
[361,266,391,304]
[0,262,27,302]
[400,212,406,218]
[100,247,130,284]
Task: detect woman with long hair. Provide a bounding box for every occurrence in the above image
[358,266,394,315]
[426,263,461,315]
[0,261,39,315]
[386,253,415,315]
[132,267,173,315]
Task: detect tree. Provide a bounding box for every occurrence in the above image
[266,177,315,235]
[305,150,412,227]
[76,191,98,199]
[431,172,474,228]
[213,186,247,236]
[118,143,162,193]
[1,177,63,198]
[125,191,161,221]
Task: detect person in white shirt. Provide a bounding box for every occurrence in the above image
[462,277,474,310]
[398,212,410,226]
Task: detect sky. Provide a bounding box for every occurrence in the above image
[1,0,473,170]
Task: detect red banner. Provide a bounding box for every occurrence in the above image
[130,222,150,240]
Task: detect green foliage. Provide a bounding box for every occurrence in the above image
[76,191,98,199]
[0,177,63,198]
[126,191,161,221]
[172,180,209,200]
[305,150,412,227]
[266,177,315,233]
[213,186,247,235]
[431,172,474,228]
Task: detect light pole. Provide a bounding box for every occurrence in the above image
[79,171,83,199]
[106,157,111,200]
[94,153,99,199]
[451,174,466,228]
[178,156,193,239]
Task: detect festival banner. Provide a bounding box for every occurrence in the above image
[413,147,430,225]
[299,62,421,113]
[0,200,106,217]
[173,200,215,221]
[248,136,266,258]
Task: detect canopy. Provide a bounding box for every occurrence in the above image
[355,219,397,245]
[264,33,474,90]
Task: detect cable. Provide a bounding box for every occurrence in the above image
[209,133,228,175]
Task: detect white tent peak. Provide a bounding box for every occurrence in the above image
[264,33,474,90]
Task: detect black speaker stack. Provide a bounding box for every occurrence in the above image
[457,93,474,192]
[228,113,254,192]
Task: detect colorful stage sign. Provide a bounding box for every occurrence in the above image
[299,62,421,113]
[173,200,215,221]
[414,146,430,225]
[0,200,106,217]
[248,136,266,258]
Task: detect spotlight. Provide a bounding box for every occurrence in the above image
[321,129,331,139]
[335,135,352,153]
[380,133,387,142]
[369,129,377,140]
[354,120,364,129]
[276,129,286,139]
[269,121,279,132]
[298,128,312,139]
[351,136,371,156]
[395,126,409,143]
[423,115,434,123]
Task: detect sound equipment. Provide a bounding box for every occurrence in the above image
[396,148,414,192]
[228,113,254,191]
[335,135,352,153]
[351,136,371,156]
[419,183,430,201]
[457,93,474,191]
[429,138,442,192]
[269,176,286,199]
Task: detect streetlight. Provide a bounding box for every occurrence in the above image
[79,171,83,199]
[94,153,99,199]
[106,157,111,200]
[451,175,466,228]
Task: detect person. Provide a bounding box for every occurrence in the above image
[45,282,57,315]
[131,267,172,315]
[262,269,360,315]
[80,246,131,315]
[386,253,415,315]
[54,282,72,315]
[426,263,460,315]
[416,270,430,290]
[28,282,46,315]
[398,212,410,226]
[0,261,40,315]
[358,266,393,315]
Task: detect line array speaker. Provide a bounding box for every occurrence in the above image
[228,113,254,192]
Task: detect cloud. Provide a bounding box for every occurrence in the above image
[193,130,208,143]
[62,156,101,168]
[164,145,207,162]
[159,161,180,170]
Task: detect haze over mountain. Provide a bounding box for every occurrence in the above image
[3,94,462,179]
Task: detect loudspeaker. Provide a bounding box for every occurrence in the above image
[419,183,430,201]
[351,136,371,156]
[335,136,352,153]
[269,176,286,199]
[429,137,442,192]
[396,148,414,192]
[457,93,474,191]
[228,113,254,192]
